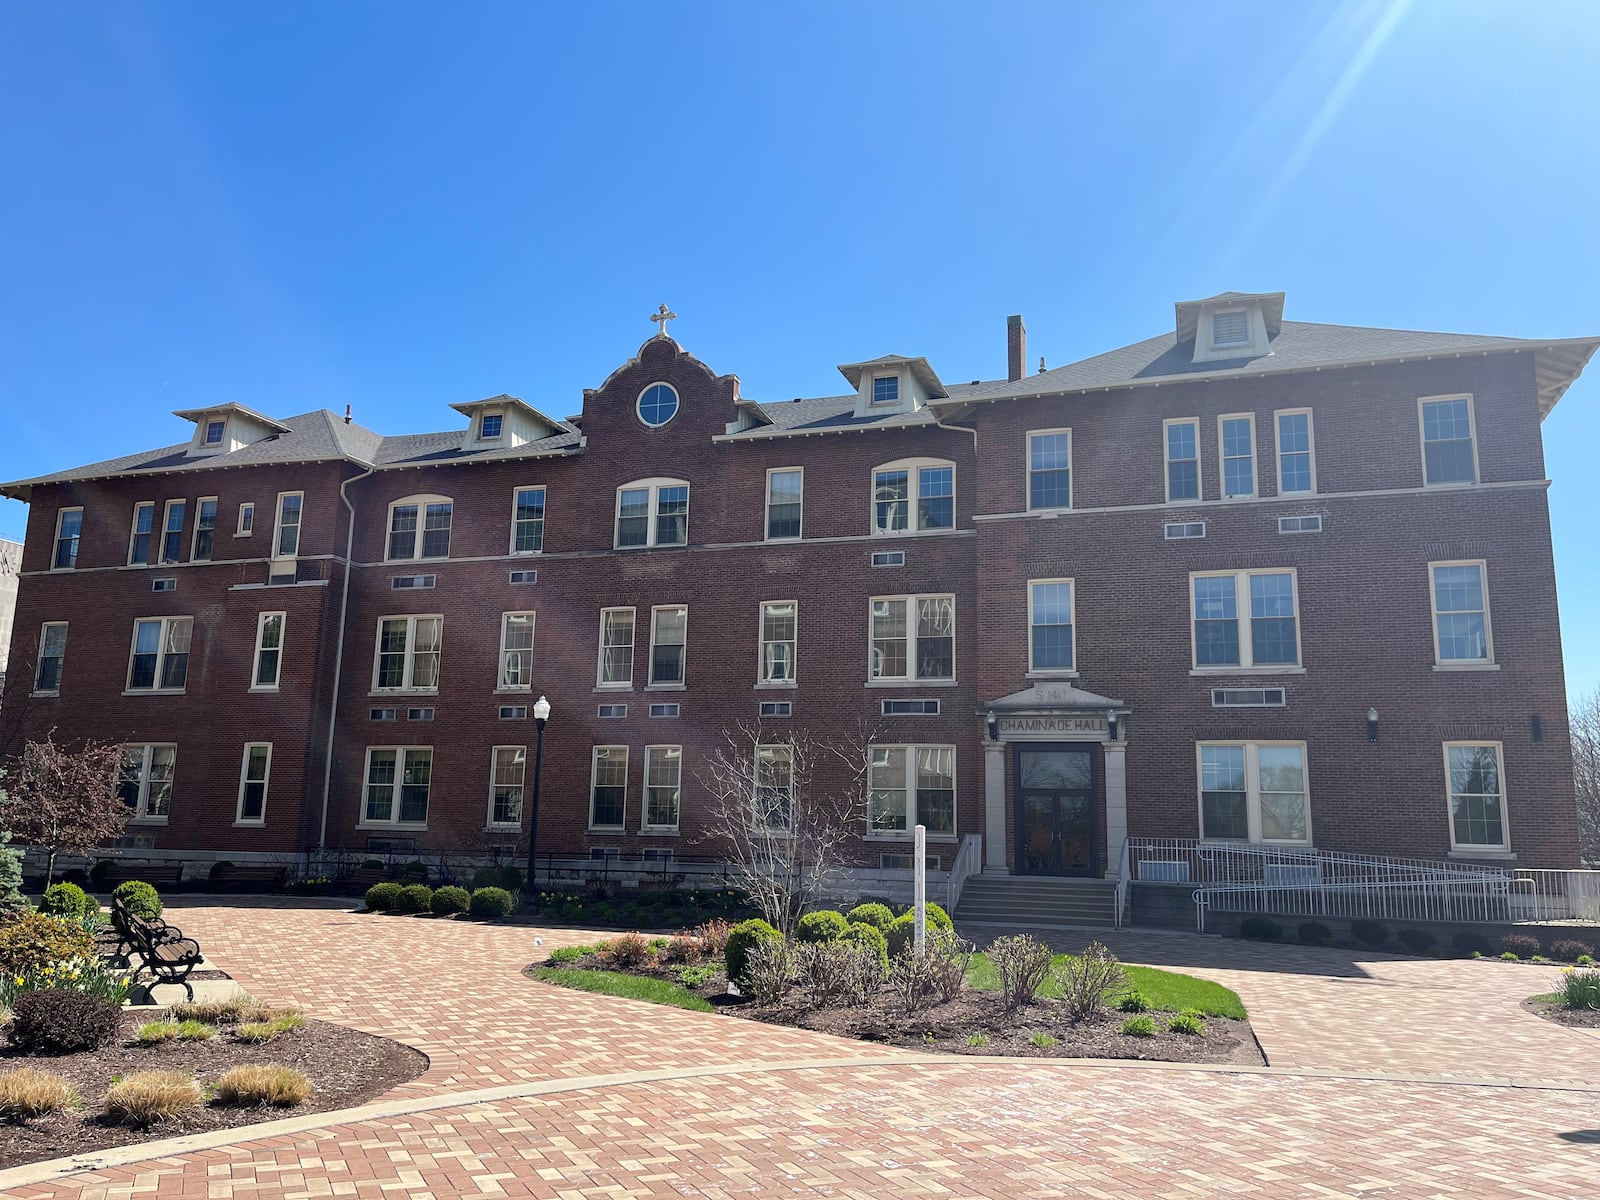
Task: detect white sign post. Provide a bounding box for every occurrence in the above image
[913,822,927,955]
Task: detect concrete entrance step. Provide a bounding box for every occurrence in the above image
[954,875,1118,929]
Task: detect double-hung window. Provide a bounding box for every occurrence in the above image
[1219,414,1256,498]
[237,503,255,536]
[597,607,635,687]
[1444,741,1508,851]
[867,745,956,838]
[128,502,156,565]
[872,460,955,533]
[387,496,452,560]
[1275,410,1315,494]
[512,487,545,554]
[372,615,443,692]
[127,616,193,692]
[643,745,682,831]
[252,612,285,689]
[590,746,628,829]
[755,744,793,831]
[363,747,432,826]
[1419,395,1478,486]
[274,492,304,558]
[498,612,536,690]
[1027,431,1071,510]
[1028,579,1075,672]
[237,743,271,824]
[870,595,955,682]
[1430,561,1493,665]
[615,479,689,548]
[649,605,687,686]
[1191,570,1299,669]
[759,600,796,684]
[1164,419,1201,502]
[34,623,67,694]
[159,500,187,564]
[192,498,218,561]
[52,508,82,570]
[488,746,526,827]
[1198,742,1309,844]
[766,469,803,540]
[119,744,176,821]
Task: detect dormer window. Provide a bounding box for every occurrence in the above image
[479,413,503,440]
[872,375,900,405]
[1212,311,1250,348]
[204,420,225,446]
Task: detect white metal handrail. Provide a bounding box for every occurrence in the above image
[945,833,983,911]
[1191,876,1515,932]
[1512,869,1600,924]
[1113,838,1131,928]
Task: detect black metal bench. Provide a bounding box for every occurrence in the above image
[208,863,288,892]
[109,898,205,1000]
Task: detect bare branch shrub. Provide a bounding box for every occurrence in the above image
[990,933,1055,1012]
[742,938,794,1006]
[1573,689,1600,866]
[1052,941,1128,1020]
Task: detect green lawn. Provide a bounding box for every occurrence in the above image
[528,966,715,1013]
[964,953,1247,1019]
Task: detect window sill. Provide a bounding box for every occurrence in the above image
[1423,480,1478,490]
[865,833,958,843]
[764,536,803,544]
[356,822,429,832]
[1189,667,1305,677]
[1025,670,1080,680]
[1199,838,1313,849]
[587,826,626,835]
[234,532,253,538]
[368,690,439,698]
[233,820,265,829]
[494,688,534,695]
[30,691,60,699]
[756,681,798,690]
[484,823,522,833]
[865,679,957,688]
[510,549,544,557]
[1433,662,1500,672]
[594,684,634,693]
[248,686,280,694]
[639,828,681,837]
[645,683,687,692]
[1028,507,1073,518]
[1449,847,1515,861]
[122,689,188,697]
[128,817,169,827]
[870,527,959,538]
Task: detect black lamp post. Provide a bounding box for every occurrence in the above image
[525,695,551,899]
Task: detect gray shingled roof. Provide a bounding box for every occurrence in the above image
[717,393,952,440]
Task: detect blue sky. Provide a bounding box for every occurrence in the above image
[2,1,1597,695]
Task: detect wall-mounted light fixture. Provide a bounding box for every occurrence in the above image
[985,710,999,743]
[1367,706,1379,743]
[1106,709,1120,743]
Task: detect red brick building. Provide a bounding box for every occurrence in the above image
[2,292,1594,890]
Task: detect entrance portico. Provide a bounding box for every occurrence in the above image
[980,682,1131,877]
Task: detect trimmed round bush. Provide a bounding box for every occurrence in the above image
[839,921,890,971]
[845,902,894,930]
[1239,916,1282,942]
[725,918,781,985]
[431,885,470,916]
[111,880,162,920]
[365,882,403,912]
[922,902,953,932]
[1396,928,1435,955]
[1297,921,1332,946]
[39,882,92,921]
[469,887,515,920]
[1350,919,1389,948]
[795,910,848,943]
[0,912,94,976]
[8,988,121,1053]
[395,884,433,914]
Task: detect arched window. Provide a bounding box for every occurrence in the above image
[871,459,955,534]
[615,479,689,549]
[387,495,453,561]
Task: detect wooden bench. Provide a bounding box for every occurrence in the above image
[95,861,185,890]
[108,898,205,1000]
[339,865,392,894]
[208,863,288,892]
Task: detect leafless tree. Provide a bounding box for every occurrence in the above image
[697,720,878,935]
[1573,689,1600,866]
[0,731,129,884]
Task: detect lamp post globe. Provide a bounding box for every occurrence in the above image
[525,695,551,902]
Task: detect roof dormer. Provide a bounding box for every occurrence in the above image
[172,403,290,456]
[450,394,567,453]
[1176,291,1285,364]
[837,355,949,420]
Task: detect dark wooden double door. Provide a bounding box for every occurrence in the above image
[1015,743,1099,877]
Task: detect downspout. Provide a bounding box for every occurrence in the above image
[318,466,375,852]
[931,409,978,452]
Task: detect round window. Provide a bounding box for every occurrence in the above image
[637,383,679,427]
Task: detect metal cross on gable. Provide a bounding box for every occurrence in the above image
[649,303,678,337]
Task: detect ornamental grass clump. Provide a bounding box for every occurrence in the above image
[1120,1015,1156,1038]
[989,933,1055,1012]
[1558,966,1600,1010]
[103,1070,203,1125]
[1052,942,1128,1021]
[0,1067,78,1120]
[134,1020,181,1045]
[1118,990,1151,1013]
[213,1064,313,1108]
[171,996,249,1025]
[1168,1012,1206,1036]
[174,1019,216,1042]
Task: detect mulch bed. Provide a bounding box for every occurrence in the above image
[1522,996,1600,1029]
[0,1010,427,1170]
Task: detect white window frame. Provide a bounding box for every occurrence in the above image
[370,614,443,694]
[190,497,219,562]
[52,507,82,571]
[1273,409,1317,496]
[1163,418,1202,504]
[866,744,958,840]
[1429,560,1495,668]
[1025,429,1072,512]
[385,494,453,562]
[252,611,286,691]
[497,611,537,692]
[648,604,688,689]
[487,745,526,830]
[1443,740,1510,852]
[1195,741,1311,846]
[871,373,900,405]
[119,743,176,824]
[754,743,794,832]
[1189,568,1301,673]
[128,501,156,565]
[868,594,956,684]
[1217,413,1257,500]
[758,599,798,686]
[360,746,433,829]
[236,742,271,826]
[510,486,546,555]
[273,491,304,559]
[642,744,683,833]
[871,458,957,534]
[158,499,187,564]
[1211,308,1251,348]
[1027,578,1077,676]
[33,622,67,695]
[204,418,227,446]
[125,615,193,694]
[589,745,629,830]
[236,502,255,537]
[765,467,804,541]
[596,606,636,689]
[614,478,690,549]
[636,382,680,428]
[1418,393,1480,488]
[477,409,505,441]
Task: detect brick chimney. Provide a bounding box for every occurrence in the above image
[1007,314,1026,382]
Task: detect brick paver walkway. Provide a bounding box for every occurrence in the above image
[3,900,1598,1199]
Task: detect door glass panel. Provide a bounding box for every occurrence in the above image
[1019,750,1091,790]
[1019,795,1057,874]
[1057,794,1093,873]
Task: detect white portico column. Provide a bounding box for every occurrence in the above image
[984,740,1007,871]
[1103,739,1128,878]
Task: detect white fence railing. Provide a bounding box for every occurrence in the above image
[944,834,983,911]
[1513,870,1600,923]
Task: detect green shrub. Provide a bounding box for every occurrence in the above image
[989,933,1054,1012]
[1559,967,1600,1010]
[365,882,403,912]
[7,988,120,1053]
[1029,1031,1057,1048]
[395,884,433,914]
[845,902,894,930]
[598,932,652,969]
[39,883,92,921]
[1452,930,1491,956]
[885,905,952,957]
[1239,916,1282,942]
[1297,921,1332,946]
[469,887,515,920]
[676,965,715,989]
[1120,1015,1156,1038]
[1578,954,1596,967]
[1502,934,1542,959]
[1396,929,1435,955]
[1551,938,1595,963]
[471,865,524,893]
[0,912,94,977]
[795,910,848,943]
[1167,1013,1205,1036]
[1350,919,1389,948]
[1117,990,1150,1013]
[725,918,782,986]
[1499,951,1519,961]
[111,880,162,920]
[839,921,890,972]
[546,945,589,965]
[1053,941,1127,1020]
[430,885,470,916]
